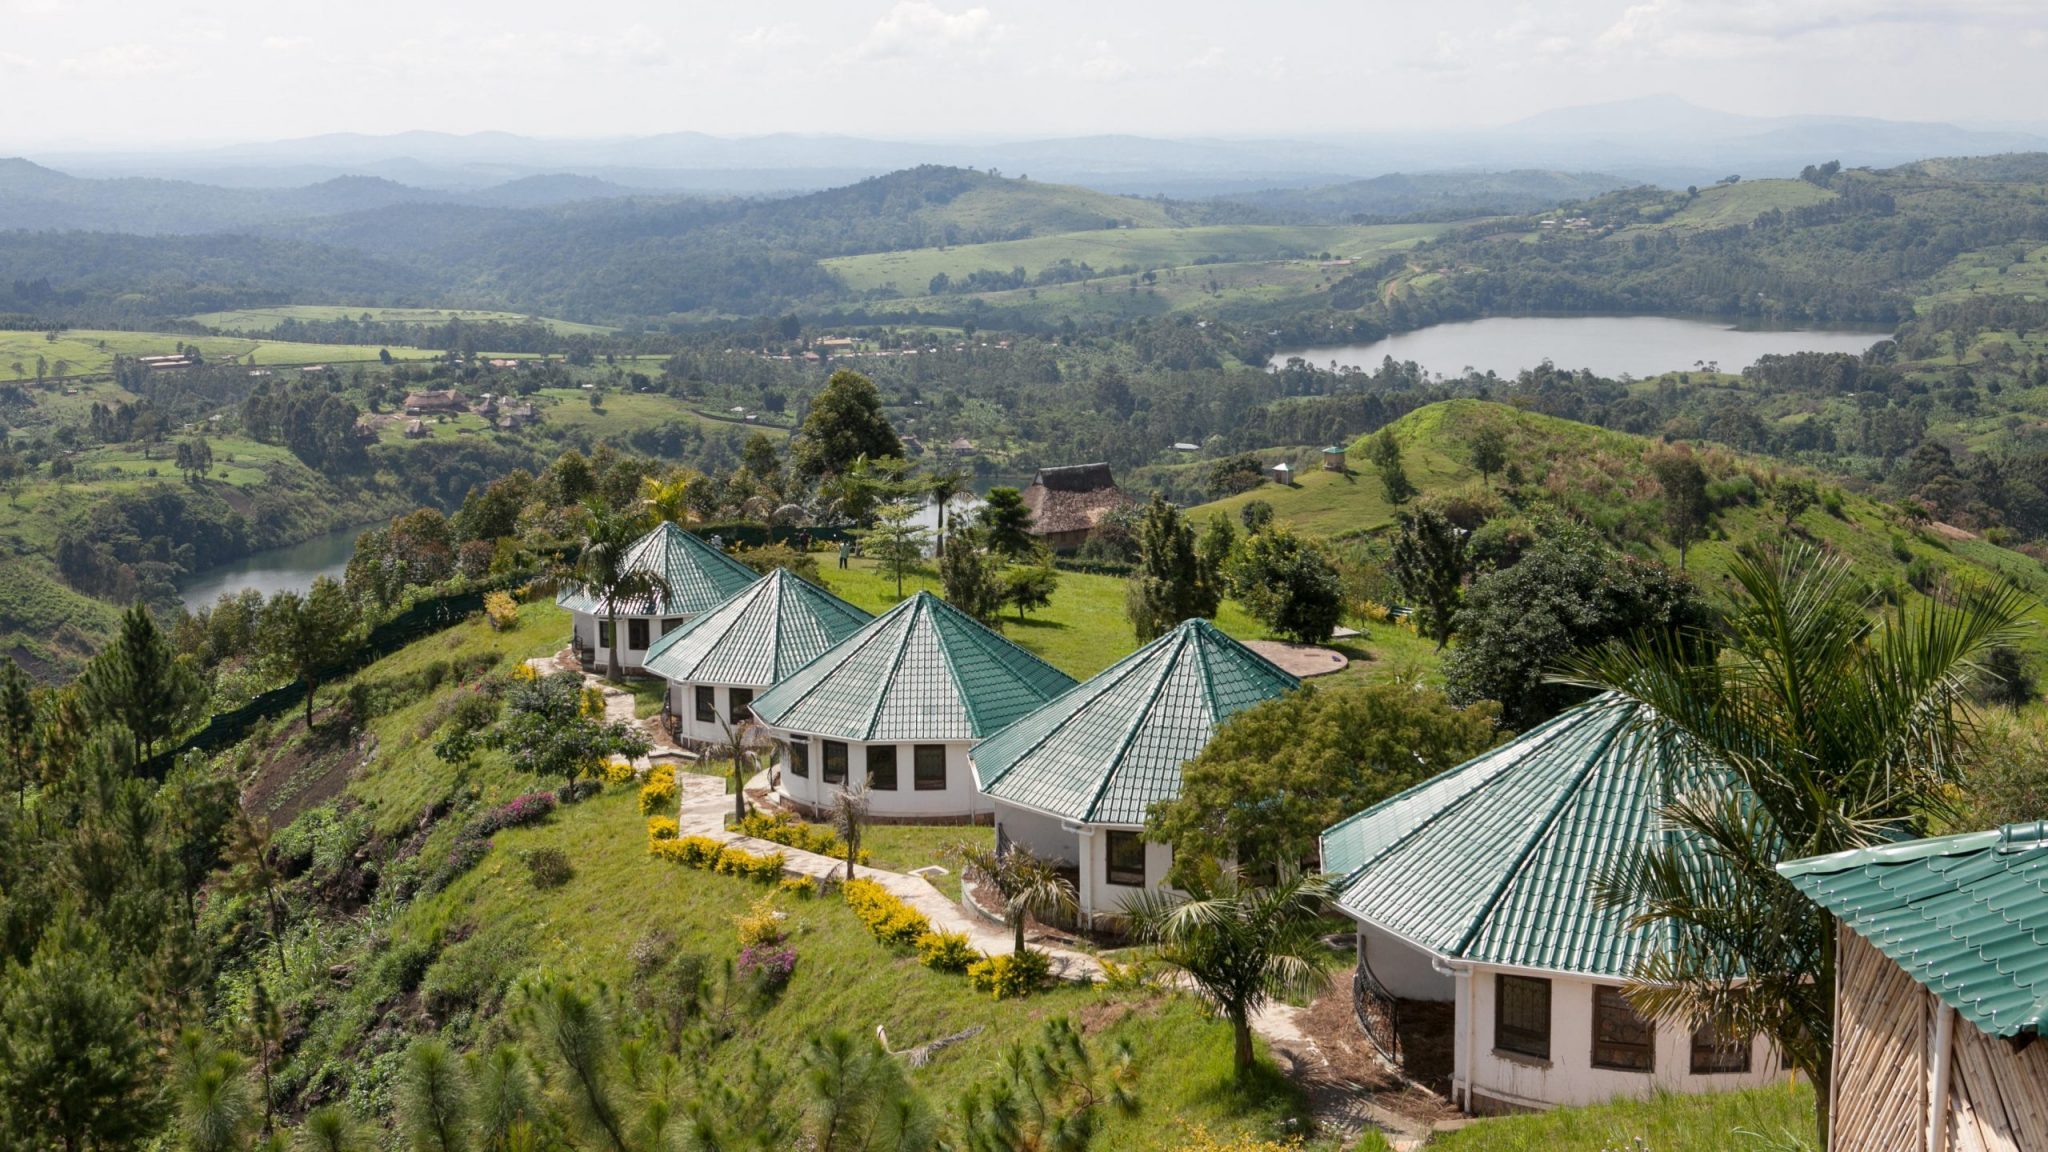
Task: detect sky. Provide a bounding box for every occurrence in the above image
[5,0,2048,148]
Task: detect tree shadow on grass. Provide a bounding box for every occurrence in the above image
[1005,616,1070,631]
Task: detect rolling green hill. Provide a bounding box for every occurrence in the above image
[189,305,616,337]
[1198,399,2048,655]
[0,327,438,381]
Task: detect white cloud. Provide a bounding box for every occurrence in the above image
[1073,40,1133,81]
[734,23,807,50]
[858,1,996,60]
[262,35,309,52]
[59,42,179,78]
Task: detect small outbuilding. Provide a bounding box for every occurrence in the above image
[555,522,761,674]
[1020,463,1134,552]
[1269,461,1294,485]
[1322,445,1347,471]
[973,619,1298,926]
[1781,822,2048,1152]
[641,568,872,745]
[1320,694,1780,1114]
[750,591,1075,821]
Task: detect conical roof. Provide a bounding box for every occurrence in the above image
[555,521,760,619]
[749,591,1077,742]
[641,569,873,688]
[972,619,1299,825]
[1320,693,1721,979]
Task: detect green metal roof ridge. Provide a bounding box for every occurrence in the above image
[858,592,930,741]
[919,592,1075,735]
[1778,828,2006,879]
[1321,699,1610,887]
[1076,625,1193,824]
[640,568,872,684]
[748,594,917,731]
[971,626,1169,792]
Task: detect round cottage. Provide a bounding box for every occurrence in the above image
[747,591,1076,821]
[555,521,760,674]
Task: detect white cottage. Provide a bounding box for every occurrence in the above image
[555,522,760,674]
[1319,694,1781,1115]
[641,568,872,745]
[972,619,1298,926]
[748,592,1076,822]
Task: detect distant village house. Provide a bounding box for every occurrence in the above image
[403,389,467,415]
[1020,463,1134,552]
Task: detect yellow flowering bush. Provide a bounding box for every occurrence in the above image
[483,590,520,631]
[914,931,978,972]
[843,878,931,947]
[734,895,786,948]
[639,772,677,815]
[966,949,1052,999]
[646,816,679,844]
[601,758,637,785]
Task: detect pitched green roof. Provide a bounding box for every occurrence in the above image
[640,568,873,688]
[1320,693,1721,978]
[1780,823,2048,1039]
[555,522,760,619]
[972,619,1299,825]
[748,592,1077,742]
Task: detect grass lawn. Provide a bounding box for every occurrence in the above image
[1427,1084,1815,1150]
[534,389,793,440]
[0,328,437,381]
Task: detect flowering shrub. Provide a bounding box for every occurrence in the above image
[735,811,870,862]
[483,590,520,631]
[1172,1127,1303,1152]
[734,895,785,949]
[778,875,819,899]
[638,773,677,815]
[556,779,603,804]
[650,835,726,867]
[966,949,1053,1000]
[714,846,787,882]
[843,878,931,947]
[579,684,607,718]
[646,816,679,844]
[914,931,978,973]
[736,944,797,993]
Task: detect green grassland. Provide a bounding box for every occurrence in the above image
[908,177,1188,235]
[1921,241,2048,306]
[190,305,616,336]
[251,598,1321,1149]
[1429,1084,1816,1151]
[1196,398,2048,661]
[0,328,439,381]
[825,223,1445,298]
[1628,178,1836,231]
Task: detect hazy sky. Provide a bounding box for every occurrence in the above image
[6,0,2047,147]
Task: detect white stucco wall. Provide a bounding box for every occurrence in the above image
[1456,965,1781,1112]
[573,609,687,673]
[1358,924,1454,1003]
[666,680,761,744]
[772,733,984,819]
[988,799,1175,926]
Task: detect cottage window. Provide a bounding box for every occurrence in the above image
[628,618,650,651]
[1592,986,1655,1072]
[787,740,809,779]
[598,620,615,649]
[661,617,684,636]
[728,687,753,723]
[695,686,717,724]
[823,740,849,785]
[1105,830,1147,886]
[913,744,947,791]
[868,745,898,790]
[1494,975,1551,1061]
[1689,1019,1752,1074]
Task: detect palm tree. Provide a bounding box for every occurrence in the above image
[572,496,667,682]
[956,844,1077,954]
[1122,867,1337,1081]
[829,781,870,881]
[925,468,970,557]
[716,714,765,826]
[1559,542,2030,1147]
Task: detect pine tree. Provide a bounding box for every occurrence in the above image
[0,657,35,808]
[79,601,203,762]
[0,917,156,1152]
[1124,495,1218,642]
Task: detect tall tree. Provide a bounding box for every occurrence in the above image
[853,502,931,599]
[974,487,1035,558]
[0,917,157,1152]
[938,533,1006,627]
[1124,495,1219,643]
[1365,427,1413,503]
[1649,447,1710,569]
[570,496,666,682]
[1560,543,2031,1148]
[957,1019,1135,1152]
[1469,426,1508,489]
[1225,524,1344,644]
[80,601,204,761]
[1124,869,1337,1081]
[397,1038,472,1152]
[260,578,360,728]
[1390,508,1468,650]
[794,370,902,480]
[0,657,36,808]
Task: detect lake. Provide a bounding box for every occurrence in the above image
[179,523,369,610]
[1274,315,1890,380]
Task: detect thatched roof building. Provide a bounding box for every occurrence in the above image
[1020,463,1133,552]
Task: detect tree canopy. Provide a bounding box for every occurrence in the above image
[792,370,902,480]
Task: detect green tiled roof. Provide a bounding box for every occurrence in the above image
[1320,693,1721,978]
[555,522,760,619]
[748,591,1077,742]
[1780,823,2048,1039]
[640,568,873,688]
[972,619,1299,825]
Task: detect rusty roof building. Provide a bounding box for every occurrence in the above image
[1020,463,1133,552]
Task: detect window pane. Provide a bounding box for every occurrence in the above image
[728,687,754,722]
[914,745,947,790]
[695,686,717,723]
[1105,830,1146,886]
[1690,1019,1752,1074]
[598,620,614,648]
[628,618,649,650]
[1495,975,1551,1060]
[868,745,898,790]
[661,617,684,636]
[1592,986,1655,1072]
[788,740,808,778]
[823,740,848,785]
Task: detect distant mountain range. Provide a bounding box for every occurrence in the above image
[27,96,2048,196]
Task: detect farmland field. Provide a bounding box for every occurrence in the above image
[0,328,439,381]
[189,304,617,336]
[823,222,1447,297]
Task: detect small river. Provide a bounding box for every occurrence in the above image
[178,523,370,611]
[1274,315,1891,380]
